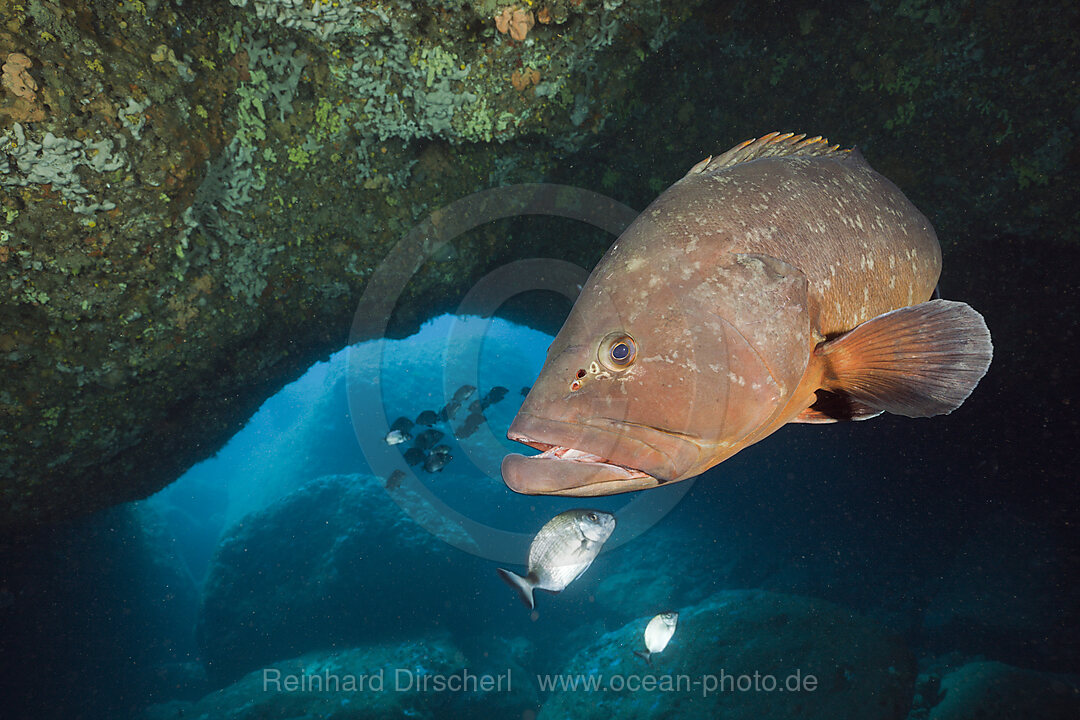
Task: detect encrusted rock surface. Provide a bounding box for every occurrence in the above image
[2,0,1078,534]
[0,0,696,533]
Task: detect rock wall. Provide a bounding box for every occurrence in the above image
[0,504,203,719]
[2,0,1077,535]
[0,0,697,533]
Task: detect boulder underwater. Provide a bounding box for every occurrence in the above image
[538,589,916,720]
[143,633,540,720]
[196,473,499,685]
[916,660,1080,720]
[0,505,203,719]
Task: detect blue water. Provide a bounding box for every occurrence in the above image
[152,314,650,574]
[3,308,1078,719]
[3,2,1079,717]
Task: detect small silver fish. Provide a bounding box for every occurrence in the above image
[385,469,406,491]
[414,428,444,450]
[453,385,477,403]
[416,410,439,427]
[438,400,462,422]
[455,412,485,439]
[384,429,411,445]
[423,451,451,473]
[634,611,678,665]
[484,386,509,406]
[497,509,616,610]
[390,416,414,433]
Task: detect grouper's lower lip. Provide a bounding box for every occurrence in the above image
[501,449,658,496]
[501,413,671,496]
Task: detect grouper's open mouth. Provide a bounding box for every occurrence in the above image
[501,413,677,496]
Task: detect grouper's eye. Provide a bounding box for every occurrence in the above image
[599,332,637,371]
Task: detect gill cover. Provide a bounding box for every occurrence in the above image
[504,251,812,494]
[673,252,813,460]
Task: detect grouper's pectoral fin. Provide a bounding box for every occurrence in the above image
[813,299,993,418]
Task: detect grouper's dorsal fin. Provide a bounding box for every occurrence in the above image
[687,132,850,176]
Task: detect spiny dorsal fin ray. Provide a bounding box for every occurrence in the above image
[687,132,850,176]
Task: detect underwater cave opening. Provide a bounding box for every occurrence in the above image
[139,306,647,586]
[140,208,636,589]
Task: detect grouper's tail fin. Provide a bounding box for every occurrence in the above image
[815,299,993,418]
[497,568,537,610]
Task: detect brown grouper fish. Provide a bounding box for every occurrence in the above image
[502,132,993,496]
